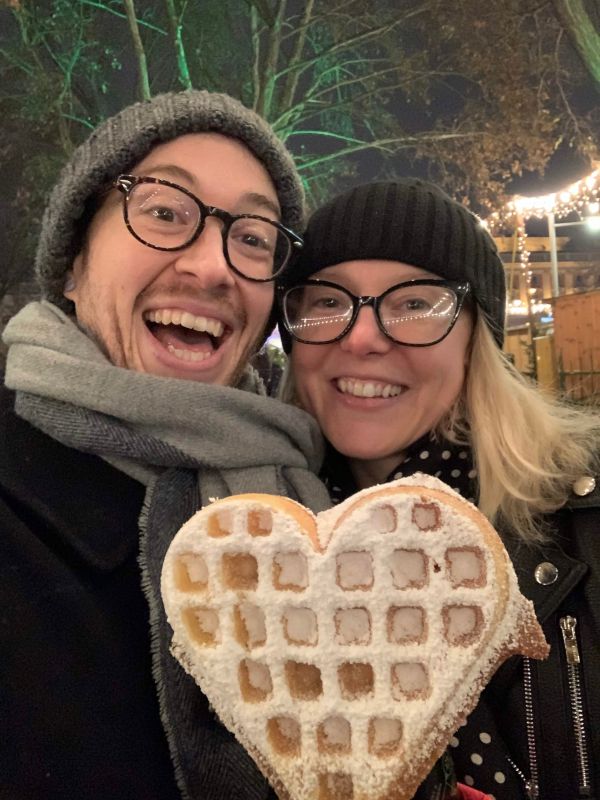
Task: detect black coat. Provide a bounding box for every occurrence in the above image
[3,377,598,800]
[0,384,185,799]
[451,475,600,800]
[0,383,287,800]
[322,439,600,799]
[0,382,452,800]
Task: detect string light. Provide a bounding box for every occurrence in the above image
[507,300,552,316]
[486,167,600,230]
[486,167,600,320]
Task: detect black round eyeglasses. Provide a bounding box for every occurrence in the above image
[114,175,303,282]
[279,278,471,346]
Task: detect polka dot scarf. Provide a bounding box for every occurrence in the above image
[325,431,478,505]
[324,438,518,799]
[323,437,524,800]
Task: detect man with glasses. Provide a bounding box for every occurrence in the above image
[0,90,329,800]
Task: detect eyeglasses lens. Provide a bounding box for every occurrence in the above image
[227,217,291,280]
[284,283,459,344]
[127,183,291,279]
[380,284,458,344]
[284,284,354,342]
[127,183,200,248]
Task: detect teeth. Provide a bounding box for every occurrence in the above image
[144,309,225,338]
[167,345,212,363]
[336,378,403,398]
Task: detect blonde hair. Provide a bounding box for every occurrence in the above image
[281,315,600,543]
[438,315,600,541]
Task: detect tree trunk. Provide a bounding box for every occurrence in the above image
[279,0,314,118]
[164,0,192,89]
[122,0,151,100]
[254,0,286,119]
[552,0,600,90]
[250,5,262,110]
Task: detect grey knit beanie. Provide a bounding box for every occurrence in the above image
[279,179,506,349]
[36,90,305,311]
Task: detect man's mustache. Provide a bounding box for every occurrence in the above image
[138,282,248,326]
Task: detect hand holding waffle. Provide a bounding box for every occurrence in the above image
[161,475,548,800]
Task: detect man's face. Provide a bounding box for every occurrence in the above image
[66,133,279,386]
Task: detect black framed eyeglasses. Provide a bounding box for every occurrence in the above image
[114,175,303,282]
[279,278,471,346]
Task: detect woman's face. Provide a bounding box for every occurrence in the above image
[290,260,473,485]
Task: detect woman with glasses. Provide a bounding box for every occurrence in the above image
[277,180,600,800]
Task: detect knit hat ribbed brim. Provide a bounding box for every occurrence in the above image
[279,179,506,349]
[35,90,305,312]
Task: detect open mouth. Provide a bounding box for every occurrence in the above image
[336,377,405,398]
[143,308,228,363]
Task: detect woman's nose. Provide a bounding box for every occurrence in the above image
[339,305,393,355]
[172,218,235,288]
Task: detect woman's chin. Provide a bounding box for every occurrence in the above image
[337,446,403,479]
[329,434,404,464]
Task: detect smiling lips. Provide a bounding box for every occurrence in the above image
[143,307,227,363]
[336,377,404,398]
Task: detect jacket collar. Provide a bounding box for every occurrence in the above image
[493,512,589,687]
[502,466,599,621]
[564,470,600,510]
[505,534,588,624]
[1,384,145,571]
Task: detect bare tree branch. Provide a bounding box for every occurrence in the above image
[164,0,192,89]
[255,0,286,118]
[273,4,430,84]
[250,4,262,110]
[80,0,166,34]
[295,131,486,170]
[244,0,277,27]
[279,0,314,111]
[122,0,151,100]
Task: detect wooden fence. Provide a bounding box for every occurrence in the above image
[552,289,600,401]
[504,289,599,403]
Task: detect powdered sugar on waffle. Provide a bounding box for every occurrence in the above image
[161,474,548,800]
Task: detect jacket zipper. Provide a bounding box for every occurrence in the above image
[506,657,539,799]
[522,656,540,799]
[560,615,592,797]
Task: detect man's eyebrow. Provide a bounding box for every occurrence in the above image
[136,163,196,185]
[134,163,281,218]
[240,192,281,219]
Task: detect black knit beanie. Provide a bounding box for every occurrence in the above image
[279,179,505,350]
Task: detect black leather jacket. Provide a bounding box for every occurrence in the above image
[452,477,600,800]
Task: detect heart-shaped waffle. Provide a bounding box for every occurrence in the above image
[161,475,548,800]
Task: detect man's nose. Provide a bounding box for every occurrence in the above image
[172,218,235,288]
[339,305,393,356]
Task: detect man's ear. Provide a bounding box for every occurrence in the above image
[63,264,78,301]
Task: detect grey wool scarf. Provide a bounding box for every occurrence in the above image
[3,301,332,800]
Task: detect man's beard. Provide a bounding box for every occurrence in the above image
[75,251,273,387]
